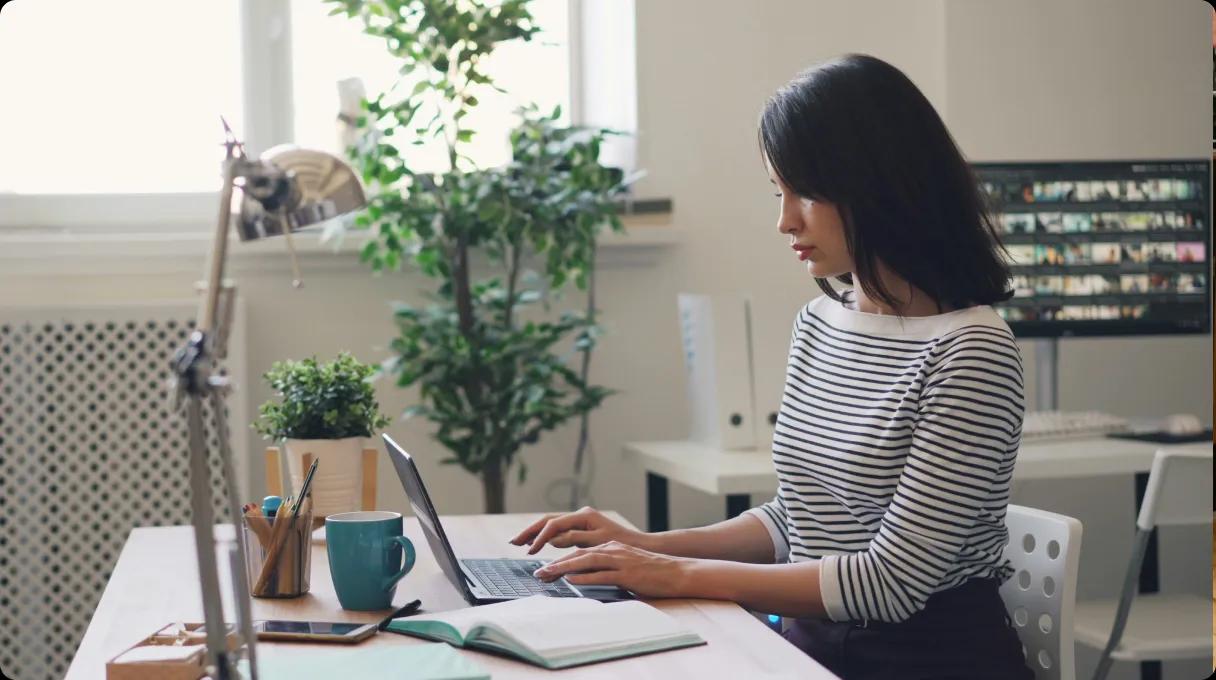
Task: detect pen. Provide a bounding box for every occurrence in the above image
[378,599,422,631]
[292,461,318,514]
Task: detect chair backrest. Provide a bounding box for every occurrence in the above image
[1136,447,1213,531]
[1000,504,1083,680]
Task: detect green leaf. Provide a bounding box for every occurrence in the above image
[332,0,627,487]
[402,404,429,419]
[253,353,390,440]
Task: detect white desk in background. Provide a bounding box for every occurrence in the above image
[622,437,1211,531]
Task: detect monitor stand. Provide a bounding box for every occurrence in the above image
[1034,338,1059,411]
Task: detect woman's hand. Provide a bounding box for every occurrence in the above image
[532,542,694,599]
[509,506,649,555]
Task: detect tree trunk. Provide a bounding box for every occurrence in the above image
[482,455,506,514]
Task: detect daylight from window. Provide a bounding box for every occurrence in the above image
[0,0,568,195]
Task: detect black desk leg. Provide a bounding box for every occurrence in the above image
[726,494,751,520]
[647,473,669,533]
[1132,471,1161,680]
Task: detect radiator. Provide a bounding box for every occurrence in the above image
[0,301,248,680]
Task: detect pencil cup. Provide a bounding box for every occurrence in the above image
[241,509,312,598]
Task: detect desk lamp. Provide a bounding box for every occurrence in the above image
[170,118,366,680]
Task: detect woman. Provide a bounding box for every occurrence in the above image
[511,54,1031,679]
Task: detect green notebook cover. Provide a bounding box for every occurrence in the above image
[238,641,490,680]
[385,596,706,670]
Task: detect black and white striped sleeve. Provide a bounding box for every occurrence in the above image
[817,331,1024,623]
[745,491,791,563]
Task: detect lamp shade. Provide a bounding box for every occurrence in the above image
[236,144,366,241]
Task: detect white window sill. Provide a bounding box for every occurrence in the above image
[0,209,680,275]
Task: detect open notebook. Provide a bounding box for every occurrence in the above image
[385,595,706,669]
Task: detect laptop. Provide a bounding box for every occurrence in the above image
[383,434,633,604]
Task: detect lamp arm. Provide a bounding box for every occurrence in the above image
[200,155,239,334]
[169,120,364,679]
[169,153,260,680]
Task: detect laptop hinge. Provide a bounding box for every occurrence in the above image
[458,563,480,599]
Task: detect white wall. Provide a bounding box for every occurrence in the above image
[942,3,1213,678]
[946,0,1213,417]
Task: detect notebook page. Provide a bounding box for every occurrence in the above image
[488,600,692,656]
[407,595,602,638]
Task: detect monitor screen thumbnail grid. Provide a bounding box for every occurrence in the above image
[976,160,1211,336]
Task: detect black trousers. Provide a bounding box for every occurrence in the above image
[782,577,1035,680]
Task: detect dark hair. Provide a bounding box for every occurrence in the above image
[759,53,1013,312]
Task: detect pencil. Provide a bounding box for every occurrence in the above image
[253,460,318,594]
[243,505,272,546]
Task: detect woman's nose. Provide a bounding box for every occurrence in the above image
[777,211,799,236]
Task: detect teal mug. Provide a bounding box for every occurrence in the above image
[326,511,416,611]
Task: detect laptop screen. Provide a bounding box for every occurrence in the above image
[382,434,475,601]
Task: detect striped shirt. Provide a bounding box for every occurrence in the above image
[746,290,1024,624]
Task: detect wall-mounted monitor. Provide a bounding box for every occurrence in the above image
[975,159,1211,337]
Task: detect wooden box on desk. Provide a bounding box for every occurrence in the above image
[106,623,238,680]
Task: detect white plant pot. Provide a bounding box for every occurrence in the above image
[283,437,365,519]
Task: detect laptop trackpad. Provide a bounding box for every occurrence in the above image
[573,585,634,602]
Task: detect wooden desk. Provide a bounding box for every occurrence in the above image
[68,513,835,679]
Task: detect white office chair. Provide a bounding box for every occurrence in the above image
[1001,504,1084,680]
[1073,448,1214,680]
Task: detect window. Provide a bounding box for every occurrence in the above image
[0,0,245,195]
[292,0,570,172]
[0,0,586,230]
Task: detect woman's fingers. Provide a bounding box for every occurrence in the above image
[547,529,594,548]
[534,552,617,581]
[564,570,622,586]
[543,541,624,569]
[509,513,562,545]
[527,512,593,554]
[539,547,589,570]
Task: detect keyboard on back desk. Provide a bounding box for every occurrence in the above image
[464,558,581,597]
[1021,410,1130,443]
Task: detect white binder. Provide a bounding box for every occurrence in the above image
[677,293,757,450]
[747,296,795,452]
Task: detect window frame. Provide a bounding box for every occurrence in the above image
[0,0,627,234]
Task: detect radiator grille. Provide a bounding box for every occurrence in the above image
[0,303,247,680]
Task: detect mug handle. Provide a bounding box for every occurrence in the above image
[381,536,416,592]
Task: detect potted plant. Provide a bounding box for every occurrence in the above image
[325,0,634,513]
[254,352,391,519]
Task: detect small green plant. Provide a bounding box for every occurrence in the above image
[254,353,391,441]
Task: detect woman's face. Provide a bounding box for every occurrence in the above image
[768,169,852,278]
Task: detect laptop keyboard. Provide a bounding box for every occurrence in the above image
[463,559,580,598]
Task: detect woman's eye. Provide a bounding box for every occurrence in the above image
[773,192,782,198]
